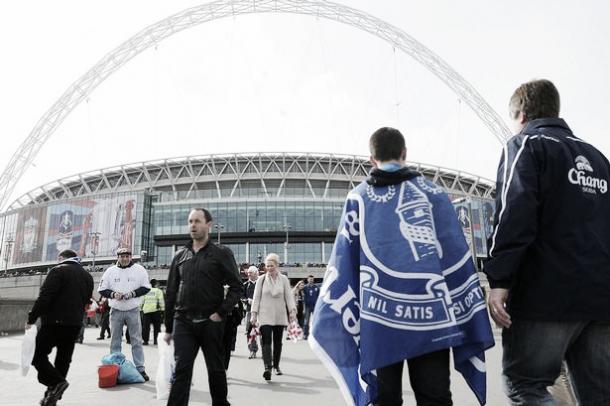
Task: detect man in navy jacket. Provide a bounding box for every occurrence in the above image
[27,249,93,406]
[301,275,319,339]
[485,79,610,404]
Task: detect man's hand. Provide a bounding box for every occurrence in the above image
[123,291,135,300]
[164,333,172,344]
[112,291,123,300]
[25,323,33,330]
[488,288,511,328]
[250,313,257,326]
[210,312,222,322]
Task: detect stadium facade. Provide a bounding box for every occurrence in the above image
[0,153,495,275]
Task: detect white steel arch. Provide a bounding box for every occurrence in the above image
[0,0,510,211]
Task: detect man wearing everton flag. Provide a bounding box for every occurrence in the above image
[310,127,494,406]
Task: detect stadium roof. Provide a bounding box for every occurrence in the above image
[7,152,495,211]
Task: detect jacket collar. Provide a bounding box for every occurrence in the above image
[366,167,421,187]
[186,239,213,254]
[522,118,573,136]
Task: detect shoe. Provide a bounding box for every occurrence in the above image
[142,342,149,346]
[274,367,283,376]
[263,369,271,381]
[248,352,254,359]
[96,337,104,340]
[41,380,69,406]
[139,370,150,381]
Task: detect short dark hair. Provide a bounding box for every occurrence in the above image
[150,278,158,287]
[58,249,78,259]
[369,127,406,161]
[191,208,213,223]
[308,275,314,278]
[509,79,560,121]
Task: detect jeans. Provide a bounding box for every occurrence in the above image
[375,349,452,406]
[32,325,81,387]
[302,305,314,338]
[167,318,229,406]
[502,319,610,406]
[109,307,145,371]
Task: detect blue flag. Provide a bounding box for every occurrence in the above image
[310,176,494,405]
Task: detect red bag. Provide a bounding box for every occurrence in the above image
[98,364,120,388]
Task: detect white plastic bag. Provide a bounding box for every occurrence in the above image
[21,325,38,376]
[155,332,175,400]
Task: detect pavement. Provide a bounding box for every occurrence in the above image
[0,324,507,406]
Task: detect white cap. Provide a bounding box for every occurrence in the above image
[247,265,259,274]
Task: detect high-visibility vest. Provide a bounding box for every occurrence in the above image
[141,287,165,313]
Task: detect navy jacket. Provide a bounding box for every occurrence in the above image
[28,259,94,326]
[302,283,320,309]
[484,118,610,321]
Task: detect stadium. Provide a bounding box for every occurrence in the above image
[0,152,495,296]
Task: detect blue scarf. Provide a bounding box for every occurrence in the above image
[310,175,494,405]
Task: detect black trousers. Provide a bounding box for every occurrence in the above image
[32,324,81,387]
[259,325,284,368]
[142,311,162,344]
[223,322,238,370]
[99,312,110,338]
[375,349,452,406]
[167,318,229,406]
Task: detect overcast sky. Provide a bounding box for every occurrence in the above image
[1,0,608,207]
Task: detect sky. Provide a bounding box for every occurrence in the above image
[0,0,609,209]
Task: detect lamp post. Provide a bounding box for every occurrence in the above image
[89,231,101,271]
[214,224,224,244]
[283,223,291,264]
[4,235,14,275]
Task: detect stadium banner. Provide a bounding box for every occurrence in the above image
[12,206,47,264]
[44,194,137,261]
[1,213,18,268]
[481,201,495,243]
[469,199,487,258]
[452,200,475,258]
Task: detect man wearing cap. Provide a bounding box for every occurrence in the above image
[98,247,151,381]
[243,266,259,358]
[141,278,165,345]
[27,249,93,406]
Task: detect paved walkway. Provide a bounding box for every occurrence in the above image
[0,325,506,405]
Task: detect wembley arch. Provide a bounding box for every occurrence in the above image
[0,0,510,211]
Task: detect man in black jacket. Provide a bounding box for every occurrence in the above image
[27,249,94,406]
[485,79,610,404]
[164,208,242,406]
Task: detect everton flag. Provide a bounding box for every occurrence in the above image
[310,176,494,405]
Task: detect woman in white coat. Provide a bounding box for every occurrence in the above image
[250,253,297,380]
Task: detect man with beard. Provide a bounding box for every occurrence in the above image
[98,247,151,381]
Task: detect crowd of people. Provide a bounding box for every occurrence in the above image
[23,79,610,406]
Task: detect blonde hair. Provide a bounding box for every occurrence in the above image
[265,253,280,266]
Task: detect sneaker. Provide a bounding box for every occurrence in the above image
[274,367,283,376]
[139,370,150,381]
[96,337,104,340]
[41,380,69,406]
[263,369,271,381]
